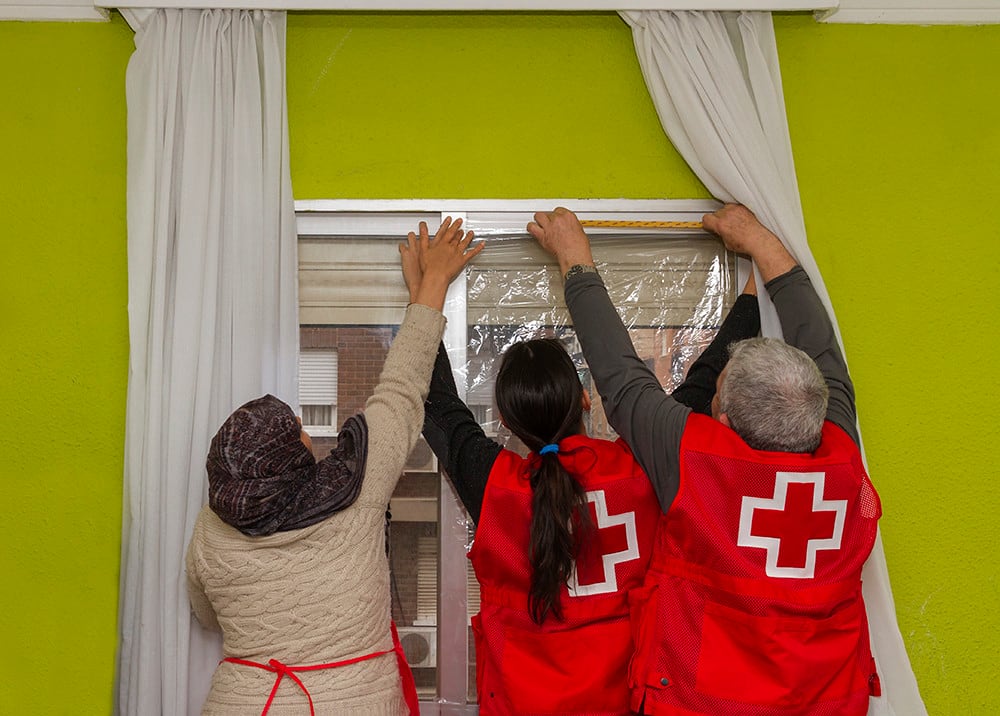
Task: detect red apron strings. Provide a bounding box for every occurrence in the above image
[222,621,420,716]
[389,621,421,715]
[221,656,318,716]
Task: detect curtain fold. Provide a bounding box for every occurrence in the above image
[620,10,926,716]
[117,10,298,714]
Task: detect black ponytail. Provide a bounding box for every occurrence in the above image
[495,339,592,624]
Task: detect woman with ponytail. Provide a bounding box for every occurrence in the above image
[420,268,759,714]
[495,339,605,627]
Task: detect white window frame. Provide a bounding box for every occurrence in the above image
[296,197,735,714]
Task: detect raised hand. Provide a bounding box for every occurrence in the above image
[702,204,796,282]
[401,217,484,312]
[527,207,596,277]
[399,230,423,304]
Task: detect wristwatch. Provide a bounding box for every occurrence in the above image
[563,264,599,281]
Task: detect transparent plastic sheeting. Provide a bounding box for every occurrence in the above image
[445,230,737,552]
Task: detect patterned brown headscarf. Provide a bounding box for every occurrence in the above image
[207,394,368,536]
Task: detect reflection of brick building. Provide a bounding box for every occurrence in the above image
[301,325,395,417]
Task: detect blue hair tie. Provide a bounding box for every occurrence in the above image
[539,443,560,456]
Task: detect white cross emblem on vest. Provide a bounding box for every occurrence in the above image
[737,471,847,579]
[567,490,639,597]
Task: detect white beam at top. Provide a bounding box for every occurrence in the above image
[100,0,837,11]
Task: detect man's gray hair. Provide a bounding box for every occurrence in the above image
[719,337,828,453]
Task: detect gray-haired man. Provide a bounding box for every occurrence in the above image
[528,205,881,716]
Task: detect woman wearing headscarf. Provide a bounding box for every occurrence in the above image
[185,218,482,716]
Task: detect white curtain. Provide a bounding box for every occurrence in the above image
[117,9,298,714]
[619,10,925,716]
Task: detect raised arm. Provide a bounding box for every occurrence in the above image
[671,273,760,415]
[702,205,858,442]
[422,343,503,524]
[359,219,485,505]
[528,208,689,512]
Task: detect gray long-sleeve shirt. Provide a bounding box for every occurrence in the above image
[564,266,857,513]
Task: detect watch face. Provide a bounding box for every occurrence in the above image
[565,264,598,279]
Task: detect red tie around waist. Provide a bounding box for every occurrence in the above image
[223,621,420,716]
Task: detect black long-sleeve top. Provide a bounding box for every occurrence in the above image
[421,293,762,524]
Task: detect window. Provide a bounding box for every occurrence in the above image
[297,199,738,713]
[298,349,338,436]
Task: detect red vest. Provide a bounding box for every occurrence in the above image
[629,414,881,716]
[469,434,661,715]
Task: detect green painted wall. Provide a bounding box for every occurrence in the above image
[2,9,997,715]
[0,14,134,714]
[287,12,706,199]
[774,17,1000,712]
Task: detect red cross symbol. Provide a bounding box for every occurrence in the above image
[568,490,639,597]
[737,472,847,579]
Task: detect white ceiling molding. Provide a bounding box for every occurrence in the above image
[3,0,993,32]
[99,1,835,10]
[819,0,1000,23]
[0,0,107,20]
[5,0,841,23]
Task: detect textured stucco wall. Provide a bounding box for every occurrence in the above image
[286,12,707,200]
[0,14,134,713]
[774,17,1000,712]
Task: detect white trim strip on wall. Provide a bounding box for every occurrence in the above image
[0,0,107,20]
[99,0,836,10]
[11,1,996,27]
[296,198,722,213]
[819,3,1000,23]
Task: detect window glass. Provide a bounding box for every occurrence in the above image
[297,204,735,711]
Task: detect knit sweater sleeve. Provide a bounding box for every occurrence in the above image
[359,303,448,505]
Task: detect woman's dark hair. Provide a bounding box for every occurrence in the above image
[495,338,591,624]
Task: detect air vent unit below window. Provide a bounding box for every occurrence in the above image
[398,625,437,669]
[405,436,438,474]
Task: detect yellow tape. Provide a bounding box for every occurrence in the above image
[579,219,704,229]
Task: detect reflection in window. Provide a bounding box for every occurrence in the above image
[298,349,338,436]
[297,205,736,711]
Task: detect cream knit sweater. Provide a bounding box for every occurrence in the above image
[186,303,446,715]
